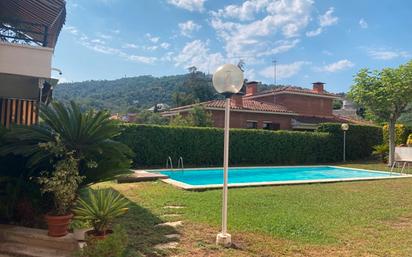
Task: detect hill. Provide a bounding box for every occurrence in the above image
[54,74,192,113]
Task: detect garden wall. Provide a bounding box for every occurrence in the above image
[118,123,382,168]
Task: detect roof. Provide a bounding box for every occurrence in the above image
[165,99,297,115]
[245,86,338,99]
[0,0,66,48]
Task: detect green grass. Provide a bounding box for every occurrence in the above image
[100,162,412,256]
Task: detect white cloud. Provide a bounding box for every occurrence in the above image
[260,61,310,79]
[160,42,171,49]
[367,48,410,60]
[66,26,157,64]
[122,43,139,49]
[359,18,368,29]
[167,0,205,12]
[214,0,269,21]
[211,0,313,59]
[317,59,354,72]
[319,7,338,27]
[306,27,322,37]
[174,40,225,72]
[322,50,333,56]
[145,33,160,43]
[179,20,201,37]
[306,7,338,37]
[63,26,79,35]
[128,55,157,64]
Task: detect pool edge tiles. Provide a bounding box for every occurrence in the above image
[153,166,412,190]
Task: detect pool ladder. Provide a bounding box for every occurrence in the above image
[166,156,184,172]
[166,156,173,170]
[177,157,184,172]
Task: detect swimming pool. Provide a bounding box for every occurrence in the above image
[159,166,405,190]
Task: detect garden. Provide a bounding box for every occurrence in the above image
[1,61,412,256]
[0,100,411,256]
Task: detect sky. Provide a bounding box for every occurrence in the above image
[53,0,412,93]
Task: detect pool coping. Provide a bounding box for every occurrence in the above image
[144,165,412,191]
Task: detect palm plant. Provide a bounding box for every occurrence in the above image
[73,189,129,235]
[0,101,133,184]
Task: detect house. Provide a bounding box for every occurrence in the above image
[0,0,66,127]
[162,81,360,130]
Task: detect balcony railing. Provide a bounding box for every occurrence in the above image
[0,18,48,47]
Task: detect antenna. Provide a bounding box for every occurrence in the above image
[272,59,277,86]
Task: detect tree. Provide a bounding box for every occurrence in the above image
[136,110,168,125]
[348,60,412,165]
[0,101,133,184]
[169,106,213,127]
[189,105,214,127]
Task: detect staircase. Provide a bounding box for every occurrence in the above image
[0,224,78,257]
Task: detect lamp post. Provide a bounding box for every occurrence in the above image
[341,123,349,162]
[212,64,244,247]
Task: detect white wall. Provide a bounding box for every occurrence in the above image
[0,42,53,78]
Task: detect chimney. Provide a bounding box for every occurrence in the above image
[312,82,325,93]
[246,81,258,96]
[231,94,243,107]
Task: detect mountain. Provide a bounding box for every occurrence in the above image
[54,74,195,113]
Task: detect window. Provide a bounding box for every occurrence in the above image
[246,120,258,129]
[263,122,280,130]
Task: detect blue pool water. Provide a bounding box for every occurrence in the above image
[160,166,395,186]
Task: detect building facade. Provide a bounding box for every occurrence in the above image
[0,0,66,127]
[163,81,359,130]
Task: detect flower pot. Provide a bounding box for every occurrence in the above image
[86,229,113,241]
[45,213,73,237]
[73,227,92,241]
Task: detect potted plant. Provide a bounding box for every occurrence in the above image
[73,189,129,240]
[71,219,92,241]
[38,139,83,237]
[407,134,412,147]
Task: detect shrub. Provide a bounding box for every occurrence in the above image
[117,123,381,168]
[73,189,129,235]
[0,101,133,185]
[37,137,83,215]
[76,225,128,257]
[382,124,412,146]
[317,123,382,161]
[407,134,412,146]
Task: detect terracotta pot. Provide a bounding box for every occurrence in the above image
[86,229,113,241]
[73,227,93,241]
[45,213,73,237]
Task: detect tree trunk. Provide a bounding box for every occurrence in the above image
[388,119,396,166]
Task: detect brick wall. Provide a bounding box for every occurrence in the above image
[209,110,292,130]
[252,94,333,117]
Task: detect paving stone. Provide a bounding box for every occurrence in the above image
[164,234,181,240]
[163,205,185,209]
[161,214,181,218]
[154,241,179,250]
[155,221,183,228]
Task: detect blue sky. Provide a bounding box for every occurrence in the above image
[53,0,412,93]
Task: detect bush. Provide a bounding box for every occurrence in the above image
[317,123,382,161]
[382,124,412,145]
[76,225,128,257]
[117,123,381,168]
[408,134,412,146]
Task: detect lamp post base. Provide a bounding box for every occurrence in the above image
[216,232,232,247]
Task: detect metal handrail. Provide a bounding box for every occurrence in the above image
[166,156,173,170]
[177,157,184,172]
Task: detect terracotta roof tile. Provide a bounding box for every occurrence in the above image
[248,86,338,98]
[203,99,296,114]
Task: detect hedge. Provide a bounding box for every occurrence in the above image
[317,123,382,161]
[117,123,381,168]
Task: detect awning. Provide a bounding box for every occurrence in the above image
[0,0,66,48]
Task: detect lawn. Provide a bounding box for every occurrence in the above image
[99,161,412,256]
